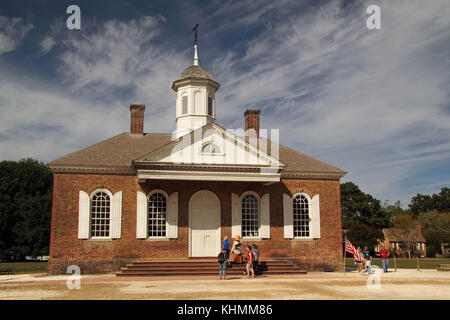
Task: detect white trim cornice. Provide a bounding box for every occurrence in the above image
[138,169,281,182]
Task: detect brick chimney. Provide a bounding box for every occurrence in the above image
[130,104,145,135]
[244,109,260,139]
[415,222,422,232]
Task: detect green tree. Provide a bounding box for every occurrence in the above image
[418,210,450,257]
[345,222,383,252]
[409,187,450,215]
[341,182,392,229]
[0,158,52,261]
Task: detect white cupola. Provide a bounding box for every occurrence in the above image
[171,44,220,138]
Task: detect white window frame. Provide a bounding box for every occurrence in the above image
[147,189,169,240]
[89,188,113,240]
[292,192,312,240]
[240,191,261,240]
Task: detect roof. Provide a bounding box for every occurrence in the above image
[48,130,346,178]
[179,65,215,81]
[48,133,172,168]
[383,228,426,242]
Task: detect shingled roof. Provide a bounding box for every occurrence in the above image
[48,131,346,178]
[179,65,215,81]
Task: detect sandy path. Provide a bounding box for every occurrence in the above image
[0,269,449,300]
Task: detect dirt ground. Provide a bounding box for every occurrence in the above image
[0,269,449,300]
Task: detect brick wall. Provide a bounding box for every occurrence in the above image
[48,173,344,274]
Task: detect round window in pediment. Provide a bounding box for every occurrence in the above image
[201,143,221,155]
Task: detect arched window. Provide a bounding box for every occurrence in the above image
[182,95,188,115]
[242,193,259,237]
[293,194,310,237]
[201,143,221,154]
[90,190,111,238]
[208,96,213,116]
[148,192,167,237]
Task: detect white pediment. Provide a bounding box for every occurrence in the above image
[135,123,284,169]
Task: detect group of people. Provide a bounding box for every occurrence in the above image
[218,235,259,280]
[353,245,390,274]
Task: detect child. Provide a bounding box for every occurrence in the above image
[245,245,255,278]
[218,247,228,280]
[364,256,372,274]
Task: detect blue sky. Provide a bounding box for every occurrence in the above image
[0,0,449,207]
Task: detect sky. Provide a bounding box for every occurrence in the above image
[0,0,449,207]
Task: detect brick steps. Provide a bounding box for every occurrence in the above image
[116,259,307,277]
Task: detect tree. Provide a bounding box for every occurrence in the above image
[418,210,450,257]
[0,159,52,261]
[409,187,450,215]
[391,212,416,229]
[341,182,392,229]
[396,229,418,259]
[345,222,384,251]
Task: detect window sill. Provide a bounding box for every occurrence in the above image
[146,237,170,241]
[291,237,315,241]
[87,238,113,241]
[242,237,262,241]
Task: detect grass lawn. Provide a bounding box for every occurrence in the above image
[0,262,48,274]
[345,257,449,269]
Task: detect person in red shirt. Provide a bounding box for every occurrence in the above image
[245,246,255,278]
[376,244,390,272]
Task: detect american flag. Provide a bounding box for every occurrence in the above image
[345,239,363,261]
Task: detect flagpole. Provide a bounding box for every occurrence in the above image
[344,235,347,276]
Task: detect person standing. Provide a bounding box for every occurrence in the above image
[356,247,364,272]
[364,256,372,274]
[223,236,230,264]
[231,235,243,264]
[245,245,255,278]
[218,247,228,280]
[251,244,259,275]
[376,244,390,273]
[362,246,370,261]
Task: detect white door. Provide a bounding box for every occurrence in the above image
[190,191,220,257]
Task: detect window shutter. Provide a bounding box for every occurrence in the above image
[167,192,178,239]
[111,191,122,239]
[311,194,321,239]
[283,193,293,239]
[260,193,270,239]
[231,193,241,238]
[78,190,90,239]
[136,191,148,239]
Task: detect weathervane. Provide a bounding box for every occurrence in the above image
[192,24,199,45]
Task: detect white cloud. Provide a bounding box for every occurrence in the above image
[209,0,450,205]
[0,16,33,54]
[0,1,449,207]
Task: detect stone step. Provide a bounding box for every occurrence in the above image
[116,259,307,277]
[116,269,306,277]
[129,260,291,266]
[120,265,299,272]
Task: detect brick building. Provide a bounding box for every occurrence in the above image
[47,44,347,274]
[376,224,427,258]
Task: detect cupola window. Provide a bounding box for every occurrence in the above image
[208,96,213,116]
[182,95,188,115]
